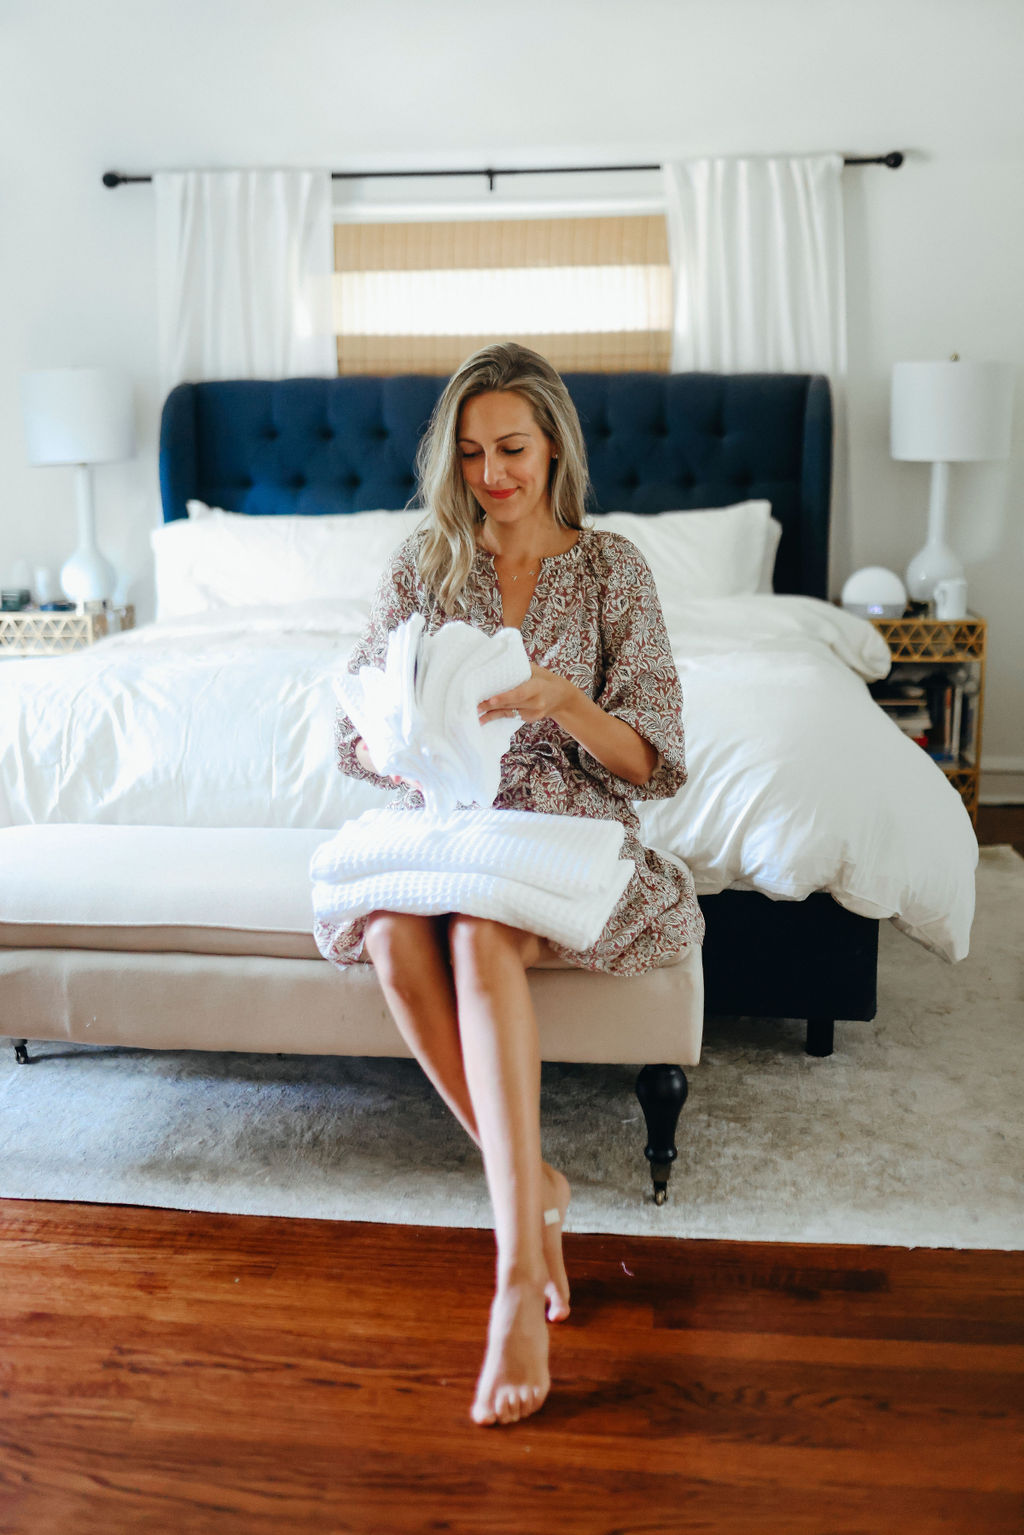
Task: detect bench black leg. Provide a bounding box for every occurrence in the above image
[635,1063,689,1205]
[13,1040,30,1065]
[805,1018,834,1057]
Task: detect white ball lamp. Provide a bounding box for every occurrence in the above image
[20,367,135,606]
[891,356,1014,604]
[841,566,907,620]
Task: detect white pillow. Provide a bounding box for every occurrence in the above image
[150,504,426,619]
[591,501,776,629]
[759,515,783,593]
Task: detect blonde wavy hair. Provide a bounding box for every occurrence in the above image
[414,342,590,614]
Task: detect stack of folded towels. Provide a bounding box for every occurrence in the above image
[311,615,634,953]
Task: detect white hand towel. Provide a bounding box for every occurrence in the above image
[332,616,532,817]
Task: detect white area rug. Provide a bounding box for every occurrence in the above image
[2,847,1021,1249]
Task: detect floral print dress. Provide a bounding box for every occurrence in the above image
[316,526,705,976]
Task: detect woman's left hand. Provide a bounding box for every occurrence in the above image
[478,663,574,726]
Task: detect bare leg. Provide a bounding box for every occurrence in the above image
[448,914,554,1427]
[362,912,570,1321]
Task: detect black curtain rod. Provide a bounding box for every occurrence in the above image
[102,152,904,192]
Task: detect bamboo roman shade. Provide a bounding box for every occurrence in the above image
[332,215,672,375]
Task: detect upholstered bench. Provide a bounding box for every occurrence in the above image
[0,824,704,1199]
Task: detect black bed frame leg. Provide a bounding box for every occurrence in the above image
[13,1040,30,1065]
[805,1018,834,1057]
[635,1063,689,1205]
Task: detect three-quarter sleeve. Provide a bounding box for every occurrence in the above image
[334,536,425,789]
[576,533,689,802]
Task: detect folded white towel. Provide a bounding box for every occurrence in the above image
[311,806,628,900]
[311,858,635,954]
[333,615,532,818]
[320,618,635,952]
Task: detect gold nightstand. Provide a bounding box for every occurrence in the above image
[870,613,986,825]
[0,605,135,657]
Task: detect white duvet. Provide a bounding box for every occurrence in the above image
[0,595,977,961]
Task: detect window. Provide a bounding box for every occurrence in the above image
[332,214,672,375]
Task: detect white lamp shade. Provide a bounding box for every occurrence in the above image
[891,360,1014,462]
[20,367,135,466]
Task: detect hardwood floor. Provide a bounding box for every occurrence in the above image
[1,809,1020,1534]
[977,802,1024,856]
[1,1202,1021,1534]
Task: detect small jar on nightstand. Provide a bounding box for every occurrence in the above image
[0,603,135,658]
[868,610,986,826]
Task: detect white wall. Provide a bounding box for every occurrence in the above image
[2,0,1022,793]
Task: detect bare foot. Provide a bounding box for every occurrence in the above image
[470,1279,550,1426]
[541,1162,571,1322]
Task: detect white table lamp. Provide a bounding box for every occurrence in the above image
[891,357,1014,603]
[20,367,136,605]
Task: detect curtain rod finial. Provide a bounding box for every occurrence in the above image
[102,172,123,188]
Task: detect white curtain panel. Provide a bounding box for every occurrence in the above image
[155,169,336,393]
[662,154,847,376]
[663,153,851,589]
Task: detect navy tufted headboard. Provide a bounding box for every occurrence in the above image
[159,372,832,598]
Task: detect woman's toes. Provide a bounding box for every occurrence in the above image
[545,1281,571,1323]
[471,1281,549,1428]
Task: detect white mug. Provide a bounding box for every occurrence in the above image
[934,577,968,620]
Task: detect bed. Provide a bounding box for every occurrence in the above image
[0,370,978,1200]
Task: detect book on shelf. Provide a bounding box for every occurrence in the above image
[870,680,926,707]
[959,690,977,764]
[893,712,932,740]
[873,663,979,765]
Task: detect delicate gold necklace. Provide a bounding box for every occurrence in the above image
[494,554,541,584]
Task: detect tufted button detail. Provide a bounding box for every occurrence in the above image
[320,428,334,442]
[346,474,361,489]
[264,428,279,441]
[623,471,640,490]
[292,474,306,489]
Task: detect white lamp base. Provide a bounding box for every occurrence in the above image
[904,460,964,603]
[60,546,117,604]
[905,541,964,603]
[59,463,117,604]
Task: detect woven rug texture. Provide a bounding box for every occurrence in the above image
[2,846,1021,1249]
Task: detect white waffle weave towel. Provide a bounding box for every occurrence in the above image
[311,807,634,953]
[332,614,532,818]
[319,616,636,951]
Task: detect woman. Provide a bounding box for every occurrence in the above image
[317,342,703,1427]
